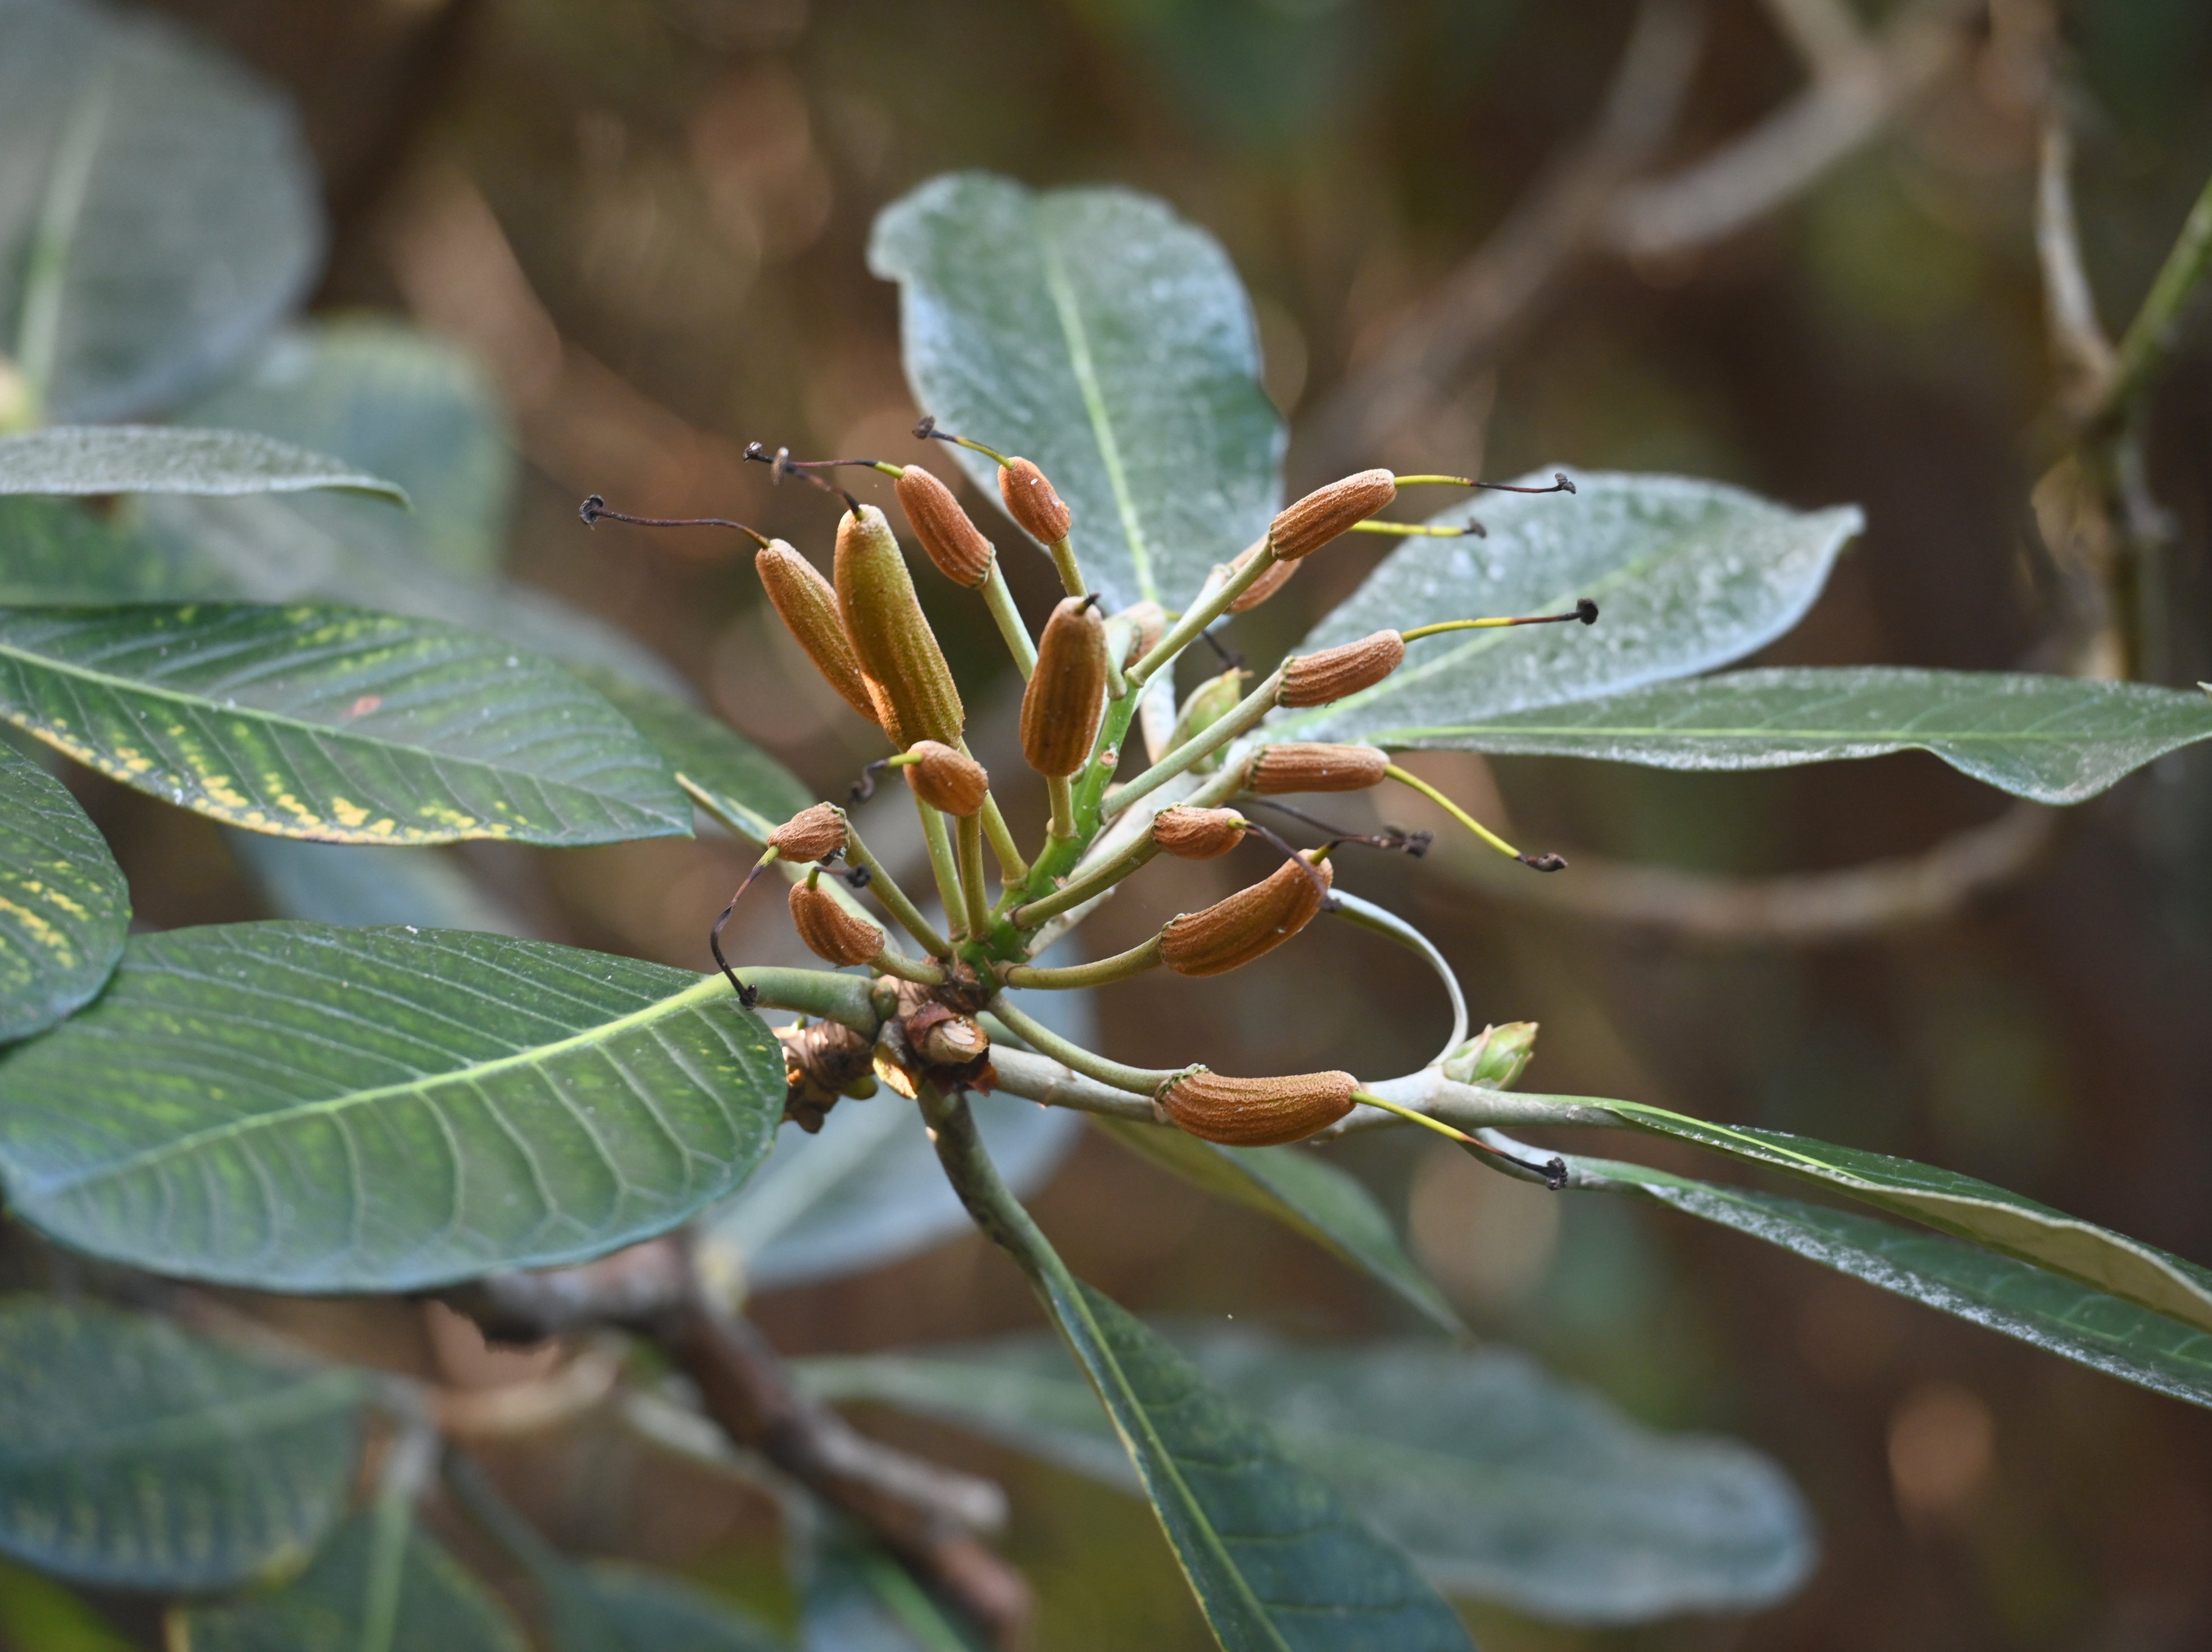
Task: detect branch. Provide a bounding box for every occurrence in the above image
[2101,159,2212,428]
[2034,108,2116,420]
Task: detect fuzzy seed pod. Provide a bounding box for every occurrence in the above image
[903,740,989,816]
[756,542,880,727]
[789,879,884,967]
[999,457,1071,544]
[1247,743,1389,795]
[1269,468,1396,561]
[1155,1067,1357,1146]
[1278,631,1407,709]
[1020,596,1109,777]
[1169,668,1249,755]
[1152,805,1248,860]
[1160,852,1334,977]
[1225,538,1300,614]
[767,802,846,863]
[834,504,965,749]
[895,466,994,588]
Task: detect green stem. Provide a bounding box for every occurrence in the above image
[1011,831,1160,928]
[979,790,1028,883]
[1002,934,1162,989]
[734,966,883,1035]
[988,995,1178,1094]
[841,823,951,957]
[915,800,968,939]
[2105,163,2212,424]
[1046,773,1077,841]
[871,948,944,986]
[1127,542,1276,686]
[1046,535,1085,597]
[1103,668,1283,821]
[981,561,1038,678]
[955,812,993,940]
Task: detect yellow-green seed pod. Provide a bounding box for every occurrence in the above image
[1278,631,1406,708]
[1020,596,1108,777]
[1154,1067,1356,1146]
[756,542,880,729]
[834,504,965,749]
[1159,852,1333,977]
[789,877,884,967]
[1270,469,1396,561]
[903,740,989,816]
[1246,743,1389,794]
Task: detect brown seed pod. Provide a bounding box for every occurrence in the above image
[1277,631,1407,709]
[1152,805,1249,860]
[1020,595,1108,777]
[1159,851,1333,977]
[894,465,994,588]
[1155,1067,1357,1146]
[903,740,989,816]
[789,879,884,967]
[1247,743,1389,795]
[1269,468,1396,561]
[1227,540,1301,613]
[834,504,965,749]
[1118,600,1167,663]
[767,802,845,863]
[999,456,1072,544]
[755,541,880,727]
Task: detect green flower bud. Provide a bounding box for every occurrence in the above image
[1442,1021,1538,1089]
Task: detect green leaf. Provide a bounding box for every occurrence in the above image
[1089,1117,1465,1336]
[1272,472,1862,742]
[0,497,207,604]
[0,1295,365,1590]
[0,1556,135,1652]
[1574,1158,2212,1410]
[802,1328,1813,1624]
[800,1526,982,1652]
[572,667,814,844]
[176,322,518,582]
[870,172,1283,612]
[0,603,691,845]
[170,1512,528,1652]
[1576,1098,2212,1336]
[0,740,127,1041]
[0,0,321,421]
[0,922,787,1291]
[0,427,407,502]
[573,1564,789,1652]
[1364,667,2212,805]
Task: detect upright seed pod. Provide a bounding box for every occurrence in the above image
[894,466,994,588]
[903,740,989,816]
[767,802,846,863]
[1020,596,1108,777]
[789,877,884,967]
[1277,631,1407,708]
[755,543,880,728]
[1152,805,1248,860]
[1247,743,1389,794]
[834,504,964,748]
[999,457,1072,544]
[1155,1068,1356,1146]
[1227,540,1300,613]
[1159,852,1333,977]
[1269,468,1397,561]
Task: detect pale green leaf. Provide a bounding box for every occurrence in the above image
[0,922,787,1291]
[870,172,1283,612]
[0,1296,365,1590]
[0,603,690,845]
[1272,472,1861,741]
[1368,667,2212,804]
[1089,1116,1464,1336]
[0,740,126,1040]
[0,497,207,604]
[0,1555,134,1652]
[0,0,321,421]
[572,667,813,844]
[0,428,406,502]
[574,1564,788,1652]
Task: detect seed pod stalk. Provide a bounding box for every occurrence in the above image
[955,811,993,941]
[1128,541,1280,685]
[841,820,951,957]
[1104,666,1285,820]
[1002,933,1163,989]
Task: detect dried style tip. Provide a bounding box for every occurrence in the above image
[789,879,885,967]
[1152,805,1250,860]
[1160,851,1334,977]
[1020,595,1109,778]
[1269,468,1396,561]
[1278,631,1407,708]
[767,802,846,863]
[834,504,966,748]
[1247,743,1391,795]
[894,465,994,588]
[755,542,882,728]
[903,740,990,816]
[1227,540,1300,612]
[1155,1068,1357,1146]
[1000,457,1073,544]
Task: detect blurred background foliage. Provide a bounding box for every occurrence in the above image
[45,0,2212,1646]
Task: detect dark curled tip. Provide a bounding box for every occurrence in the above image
[1199,627,1244,669]
[1555,472,1577,494]
[841,863,873,889]
[849,757,892,805]
[1575,598,1599,625]
[1542,1157,1569,1190]
[913,416,937,440]
[1517,852,1569,872]
[579,494,607,525]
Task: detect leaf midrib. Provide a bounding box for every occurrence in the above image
[1368,720,2150,746]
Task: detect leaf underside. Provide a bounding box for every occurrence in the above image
[0,740,128,1041]
[0,427,405,502]
[0,923,787,1292]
